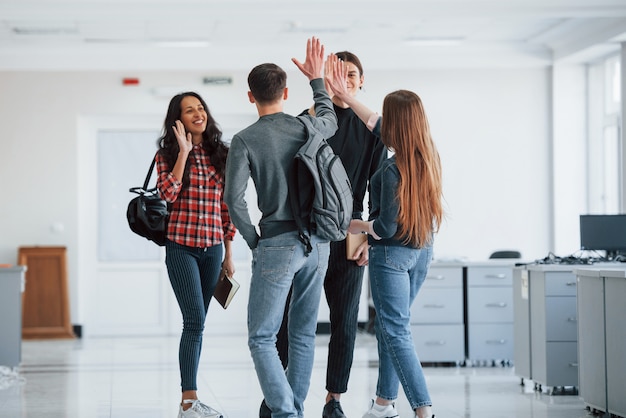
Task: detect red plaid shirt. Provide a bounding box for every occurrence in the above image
[156,145,236,248]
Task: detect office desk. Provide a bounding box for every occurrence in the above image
[514,262,620,394]
[576,267,626,418]
[575,268,603,411]
[513,264,580,392]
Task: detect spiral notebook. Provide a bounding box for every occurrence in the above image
[213,269,240,309]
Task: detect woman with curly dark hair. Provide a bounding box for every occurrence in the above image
[156,92,236,418]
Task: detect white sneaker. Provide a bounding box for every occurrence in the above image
[178,399,223,418]
[362,399,399,418]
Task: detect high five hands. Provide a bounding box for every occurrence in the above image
[323,53,348,99]
[292,36,348,94]
[292,37,325,81]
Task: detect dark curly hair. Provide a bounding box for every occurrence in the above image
[157,92,228,189]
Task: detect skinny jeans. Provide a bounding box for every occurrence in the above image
[165,240,223,391]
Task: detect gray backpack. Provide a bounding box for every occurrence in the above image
[289,117,353,254]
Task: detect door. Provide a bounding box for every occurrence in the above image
[78,115,256,337]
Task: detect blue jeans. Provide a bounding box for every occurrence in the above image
[248,231,330,418]
[165,240,223,392]
[369,244,433,410]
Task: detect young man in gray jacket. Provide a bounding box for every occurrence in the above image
[224,38,346,418]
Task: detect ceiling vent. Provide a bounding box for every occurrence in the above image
[10,22,79,36]
[203,76,232,85]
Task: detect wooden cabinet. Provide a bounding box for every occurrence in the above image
[18,246,74,339]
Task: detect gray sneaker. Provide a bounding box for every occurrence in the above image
[362,399,398,418]
[178,399,224,418]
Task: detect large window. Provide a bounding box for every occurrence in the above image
[588,54,622,214]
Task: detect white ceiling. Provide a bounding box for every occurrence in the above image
[1,0,626,71]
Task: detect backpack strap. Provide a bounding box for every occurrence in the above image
[289,169,312,255]
[290,117,316,256]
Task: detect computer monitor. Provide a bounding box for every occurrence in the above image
[580,214,626,259]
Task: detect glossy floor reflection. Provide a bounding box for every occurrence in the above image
[0,332,592,418]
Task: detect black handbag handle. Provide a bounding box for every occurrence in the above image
[130,152,159,195]
[142,155,157,190]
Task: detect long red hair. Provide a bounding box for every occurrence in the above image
[380,90,443,248]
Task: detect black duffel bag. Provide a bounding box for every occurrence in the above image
[127,154,169,246]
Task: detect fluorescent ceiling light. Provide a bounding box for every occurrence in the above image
[154,40,211,48]
[405,37,464,46]
[11,25,78,36]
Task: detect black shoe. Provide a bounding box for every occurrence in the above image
[322,399,346,418]
[259,399,272,418]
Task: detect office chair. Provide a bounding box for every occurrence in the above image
[489,250,522,259]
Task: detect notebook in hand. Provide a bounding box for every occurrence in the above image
[213,269,240,309]
[346,232,368,260]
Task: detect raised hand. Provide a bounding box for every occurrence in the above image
[291,36,325,81]
[324,53,349,99]
[173,120,193,154]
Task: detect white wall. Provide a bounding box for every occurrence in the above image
[0,66,553,332]
[552,65,588,255]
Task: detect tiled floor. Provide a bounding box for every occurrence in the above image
[0,331,592,418]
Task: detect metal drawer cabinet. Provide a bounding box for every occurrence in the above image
[411,288,463,324]
[530,268,579,391]
[467,323,514,363]
[467,287,513,323]
[466,263,515,364]
[411,324,465,364]
[411,263,464,363]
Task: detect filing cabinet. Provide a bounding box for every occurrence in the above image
[513,266,531,380]
[576,268,626,417]
[528,266,578,390]
[410,263,465,363]
[466,262,515,364]
[0,266,26,368]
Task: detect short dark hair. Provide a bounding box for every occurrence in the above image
[335,51,363,77]
[247,63,287,104]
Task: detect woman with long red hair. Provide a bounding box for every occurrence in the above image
[329,76,442,418]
